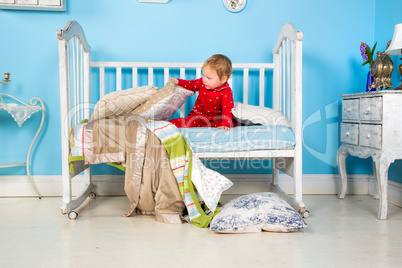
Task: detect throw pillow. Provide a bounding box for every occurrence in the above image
[90,85,157,121]
[231,102,292,128]
[132,80,193,120]
[210,192,308,233]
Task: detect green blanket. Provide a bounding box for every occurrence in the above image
[147,120,220,228]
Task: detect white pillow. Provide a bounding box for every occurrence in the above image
[132,80,193,120]
[231,102,292,128]
[91,85,157,121]
[210,192,308,233]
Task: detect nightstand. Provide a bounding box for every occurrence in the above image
[0,93,45,198]
[337,91,402,219]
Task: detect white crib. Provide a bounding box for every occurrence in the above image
[57,21,307,219]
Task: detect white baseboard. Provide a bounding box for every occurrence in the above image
[0,175,126,197]
[224,173,371,196]
[1,174,401,207]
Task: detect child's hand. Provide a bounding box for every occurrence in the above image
[217,126,230,131]
[169,77,179,85]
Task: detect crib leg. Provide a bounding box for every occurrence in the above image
[61,169,72,215]
[270,183,296,209]
[61,166,94,218]
[270,157,309,219]
[271,183,309,218]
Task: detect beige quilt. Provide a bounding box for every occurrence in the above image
[81,114,185,224]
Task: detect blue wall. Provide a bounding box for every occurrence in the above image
[0,0,401,182]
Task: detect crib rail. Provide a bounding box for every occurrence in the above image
[90,61,273,117]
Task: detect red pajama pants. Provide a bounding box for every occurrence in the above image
[169,114,236,128]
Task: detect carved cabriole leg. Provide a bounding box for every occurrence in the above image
[337,146,349,199]
[372,159,380,199]
[374,155,393,220]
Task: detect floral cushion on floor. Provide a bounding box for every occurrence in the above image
[210,192,308,233]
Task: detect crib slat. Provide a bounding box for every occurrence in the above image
[80,43,84,121]
[282,40,286,114]
[72,38,78,125]
[116,67,122,91]
[83,49,90,119]
[77,39,81,123]
[164,67,169,84]
[100,67,105,97]
[180,68,185,79]
[291,41,296,122]
[65,43,72,128]
[196,67,202,98]
[259,68,264,107]
[278,46,282,112]
[179,68,185,117]
[243,68,249,104]
[196,67,202,79]
[287,39,291,119]
[180,106,185,118]
[195,68,201,99]
[273,53,279,111]
[148,67,153,86]
[132,67,138,88]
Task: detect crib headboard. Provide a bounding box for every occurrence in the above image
[57,21,303,156]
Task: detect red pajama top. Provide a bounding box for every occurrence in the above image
[178,78,234,128]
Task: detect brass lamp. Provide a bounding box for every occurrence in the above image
[385,23,402,90]
[0,72,10,85]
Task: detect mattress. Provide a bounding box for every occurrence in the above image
[180,125,295,153]
[70,122,296,159]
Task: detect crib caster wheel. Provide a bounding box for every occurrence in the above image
[89,192,97,199]
[300,209,310,218]
[68,211,78,220]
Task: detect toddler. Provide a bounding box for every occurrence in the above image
[169,54,236,130]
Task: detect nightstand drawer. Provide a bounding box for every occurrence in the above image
[342,99,359,120]
[341,123,358,145]
[360,97,382,121]
[359,124,382,149]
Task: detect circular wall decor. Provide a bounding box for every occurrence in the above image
[223,0,247,13]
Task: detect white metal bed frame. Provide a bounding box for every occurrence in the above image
[57,21,306,219]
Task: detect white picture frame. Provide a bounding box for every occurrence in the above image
[0,0,66,11]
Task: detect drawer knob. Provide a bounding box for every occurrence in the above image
[345,131,350,136]
[365,106,371,112]
[366,133,371,139]
[346,107,352,112]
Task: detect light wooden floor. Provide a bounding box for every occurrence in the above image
[1,194,402,268]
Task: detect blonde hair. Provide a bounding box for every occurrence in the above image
[202,54,232,80]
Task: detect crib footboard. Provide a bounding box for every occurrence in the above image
[272,23,305,216]
[57,21,94,218]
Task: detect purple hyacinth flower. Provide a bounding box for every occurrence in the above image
[360,42,368,61]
